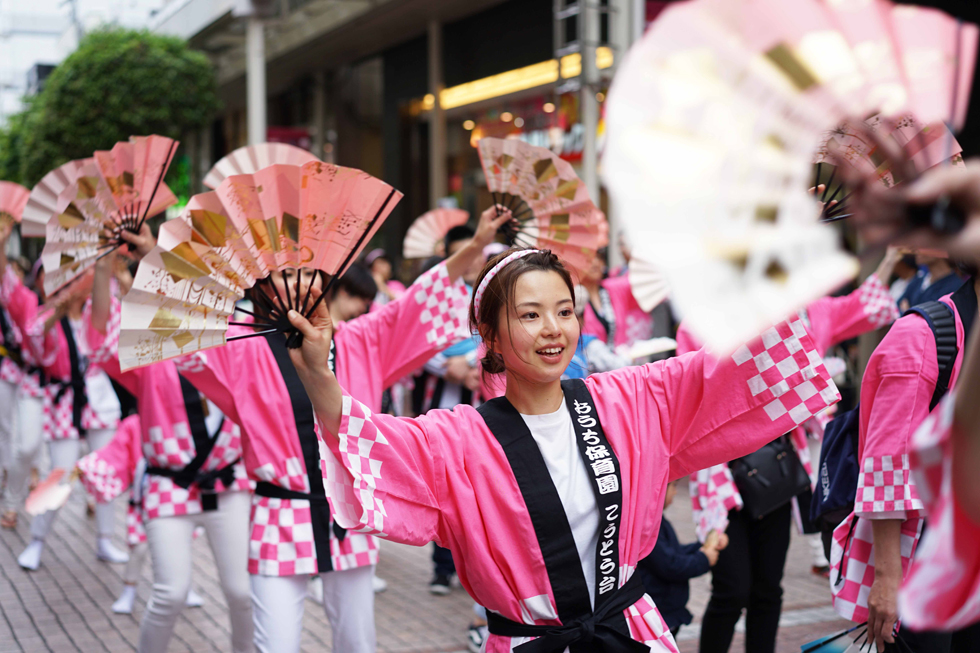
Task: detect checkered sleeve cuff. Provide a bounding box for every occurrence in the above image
[855,453,924,517]
[691,464,741,542]
[858,273,900,328]
[910,392,955,514]
[731,318,841,427]
[411,262,471,350]
[76,453,127,503]
[0,266,18,304]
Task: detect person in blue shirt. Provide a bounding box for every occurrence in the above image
[897,253,963,312]
[637,480,727,638]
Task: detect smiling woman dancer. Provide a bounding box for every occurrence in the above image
[286,247,840,653]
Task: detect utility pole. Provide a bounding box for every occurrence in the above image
[234,0,275,145]
[428,19,447,208]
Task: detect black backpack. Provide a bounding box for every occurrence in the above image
[809,281,975,532]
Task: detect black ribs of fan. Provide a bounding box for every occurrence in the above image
[93,139,179,264]
[226,187,399,348]
[491,191,536,248]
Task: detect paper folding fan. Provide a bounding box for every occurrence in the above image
[21,159,90,238]
[602,0,977,352]
[40,136,179,296]
[117,161,402,370]
[203,143,320,190]
[814,113,965,224]
[627,249,671,312]
[25,468,76,516]
[0,181,29,228]
[403,208,470,259]
[477,137,608,275]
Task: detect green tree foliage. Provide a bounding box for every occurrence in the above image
[1,28,218,189]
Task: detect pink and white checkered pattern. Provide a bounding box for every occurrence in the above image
[329,530,380,571]
[174,351,209,375]
[252,457,309,493]
[690,464,741,542]
[319,396,389,536]
[145,422,195,467]
[413,262,471,349]
[76,453,127,503]
[84,296,121,366]
[142,420,249,519]
[18,369,45,399]
[248,495,316,576]
[126,502,147,546]
[829,512,923,622]
[855,454,924,517]
[0,357,22,385]
[731,319,840,426]
[41,386,120,440]
[899,390,980,631]
[857,273,900,328]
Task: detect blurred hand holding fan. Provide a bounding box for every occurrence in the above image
[40,135,179,296]
[477,137,608,275]
[602,0,977,352]
[118,161,401,371]
[403,208,470,259]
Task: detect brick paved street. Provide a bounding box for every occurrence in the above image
[1,449,850,652]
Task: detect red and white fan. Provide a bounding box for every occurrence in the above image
[403,208,470,259]
[0,181,30,228]
[118,161,402,370]
[40,135,179,296]
[21,159,90,238]
[203,143,320,190]
[603,0,977,352]
[477,137,608,275]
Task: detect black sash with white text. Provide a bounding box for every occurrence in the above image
[479,379,643,653]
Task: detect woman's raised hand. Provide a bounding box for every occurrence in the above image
[286,287,335,381]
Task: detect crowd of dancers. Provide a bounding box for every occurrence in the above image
[2,163,980,653]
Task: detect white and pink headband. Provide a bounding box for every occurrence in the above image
[473,249,542,315]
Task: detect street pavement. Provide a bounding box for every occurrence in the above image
[0,468,851,652]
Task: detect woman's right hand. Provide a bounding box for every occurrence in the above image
[287,287,334,381]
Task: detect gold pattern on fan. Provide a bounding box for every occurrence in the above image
[160,249,210,283]
[0,211,14,226]
[148,307,182,336]
[190,209,229,247]
[104,172,135,197]
[76,176,99,199]
[57,204,86,229]
[533,159,559,184]
[247,217,280,252]
[171,331,195,349]
[764,43,819,91]
[555,179,579,200]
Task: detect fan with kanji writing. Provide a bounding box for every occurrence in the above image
[477,137,608,275]
[117,161,402,370]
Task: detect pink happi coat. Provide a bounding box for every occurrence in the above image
[0,267,46,397]
[176,261,469,576]
[27,297,121,440]
[583,274,653,349]
[897,390,980,631]
[317,317,840,652]
[84,297,250,520]
[76,414,147,546]
[830,287,970,623]
[687,274,899,540]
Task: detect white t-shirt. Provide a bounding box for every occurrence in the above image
[69,317,121,425]
[520,399,600,607]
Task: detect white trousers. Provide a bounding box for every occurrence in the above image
[27,428,117,539]
[123,540,149,585]
[251,564,376,653]
[139,490,253,653]
[0,380,16,476]
[3,393,42,514]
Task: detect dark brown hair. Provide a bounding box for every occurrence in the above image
[470,249,576,375]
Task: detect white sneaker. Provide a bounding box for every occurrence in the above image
[185,588,204,608]
[97,538,130,564]
[307,576,324,605]
[112,585,137,614]
[372,575,388,593]
[18,540,44,571]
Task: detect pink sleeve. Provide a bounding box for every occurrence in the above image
[855,316,932,519]
[339,262,470,389]
[803,274,899,355]
[675,322,702,356]
[317,391,447,546]
[899,391,980,631]
[689,464,740,542]
[76,415,141,503]
[600,318,839,481]
[173,346,244,426]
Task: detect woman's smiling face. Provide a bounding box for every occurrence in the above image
[495,269,579,384]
